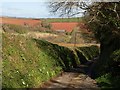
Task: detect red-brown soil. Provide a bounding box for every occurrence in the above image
[1,17,89,33]
[0,17,41,26]
[51,22,78,32]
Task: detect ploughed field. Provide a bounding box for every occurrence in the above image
[51,22,78,32]
[1,17,84,33]
[0,17,41,26]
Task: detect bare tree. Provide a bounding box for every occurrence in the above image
[48,0,90,17]
[48,1,120,77]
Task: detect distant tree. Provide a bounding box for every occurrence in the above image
[49,1,88,17]
[41,20,52,29]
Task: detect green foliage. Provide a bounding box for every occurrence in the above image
[2,24,28,34]
[96,73,120,88]
[48,1,120,88]
[86,2,120,43]
[41,20,51,29]
[109,49,120,76]
[2,33,63,88]
[2,32,100,88]
[111,49,120,62]
[76,45,99,64]
[94,49,120,88]
[3,32,100,88]
[84,3,120,84]
[41,17,82,23]
[33,39,80,69]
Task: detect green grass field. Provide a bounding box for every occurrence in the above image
[41,17,83,23]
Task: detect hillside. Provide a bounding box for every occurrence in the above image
[1,17,86,33]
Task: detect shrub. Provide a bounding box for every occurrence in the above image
[96,73,120,88]
[33,39,80,69]
[76,45,99,64]
[111,49,120,62]
[96,49,120,88]
[41,20,51,30]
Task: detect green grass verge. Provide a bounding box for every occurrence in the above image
[2,33,80,88]
[2,32,99,88]
[2,33,62,88]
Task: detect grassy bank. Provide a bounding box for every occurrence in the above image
[3,33,80,88]
[2,33,63,88]
[2,32,99,88]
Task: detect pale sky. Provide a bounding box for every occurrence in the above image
[0,0,61,18]
[0,0,87,18]
[1,0,111,18]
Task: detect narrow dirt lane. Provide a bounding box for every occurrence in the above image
[37,58,100,89]
[40,70,99,89]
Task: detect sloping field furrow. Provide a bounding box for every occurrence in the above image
[0,17,41,26]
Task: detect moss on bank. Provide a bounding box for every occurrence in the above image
[75,45,99,64]
[2,32,99,88]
